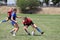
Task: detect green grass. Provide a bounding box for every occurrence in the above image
[0,14,60,40]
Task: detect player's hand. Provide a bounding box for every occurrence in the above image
[15,21,17,23]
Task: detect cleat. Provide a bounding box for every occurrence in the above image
[10,31,14,34]
[41,32,44,34]
[31,31,35,36]
[13,33,16,36]
[28,33,31,35]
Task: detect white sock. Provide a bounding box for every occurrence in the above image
[13,31,16,36]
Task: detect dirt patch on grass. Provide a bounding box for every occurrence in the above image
[38,7,60,14]
[0,6,60,14]
[0,6,20,14]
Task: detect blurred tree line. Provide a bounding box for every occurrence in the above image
[17,0,40,11]
[44,0,60,5]
[52,0,60,5]
[17,0,60,13]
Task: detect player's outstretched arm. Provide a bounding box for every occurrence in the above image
[16,16,22,18]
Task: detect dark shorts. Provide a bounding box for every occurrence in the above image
[23,21,34,26]
[8,16,11,20]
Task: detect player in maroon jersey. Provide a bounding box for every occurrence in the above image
[22,17,44,35]
[0,8,13,23]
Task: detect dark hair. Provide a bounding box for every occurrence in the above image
[24,17,27,20]
[13,8,17,11]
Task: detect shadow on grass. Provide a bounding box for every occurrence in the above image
[18,34,41,36]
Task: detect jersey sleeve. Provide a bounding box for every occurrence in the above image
[11,12,14,17]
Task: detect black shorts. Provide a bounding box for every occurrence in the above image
[8,16,11,20]
[23,21,34,26]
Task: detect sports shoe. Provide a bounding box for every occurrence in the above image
[31,31,35,36]
[28,33,31,35]
[13,33,16,36]
[41,32,44,35]
[10,31,14,34]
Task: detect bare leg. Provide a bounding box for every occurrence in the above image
[31,24,44,34]
[24,26,30,35]
[11,23,19,36]
[1,17,9,23]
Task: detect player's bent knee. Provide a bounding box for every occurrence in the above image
[34,27,37,29]
[14,24,19,28]
[16,27,19,29]
[33,26,37,28]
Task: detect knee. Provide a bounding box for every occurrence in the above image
[17,27,19,29]
[32,24,37,28]
[16,27,19,29]
[34,27,37,29]
[17,26,19,29]
[15,26,19,29]
[14,24,19,29]
[33,25,37,28]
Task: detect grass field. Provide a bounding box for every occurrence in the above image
[0,14,60,40]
